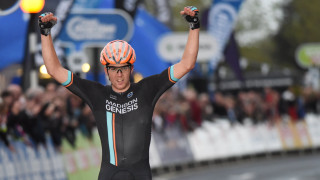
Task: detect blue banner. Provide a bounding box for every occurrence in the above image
[0,8,28,70]
[130,7,171,77]
[58,9,134,50]
[207,0,245,68]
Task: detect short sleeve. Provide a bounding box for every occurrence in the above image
[62,70,104,109]
[138,65,179,106]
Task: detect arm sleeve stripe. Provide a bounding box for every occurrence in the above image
[65,73,74,87]
[62,71,72,86]
[168,70,176,83]
[169,65,179,82]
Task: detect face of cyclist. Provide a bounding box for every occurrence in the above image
[105,64,133,93]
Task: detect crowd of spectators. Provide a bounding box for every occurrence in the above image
[0,83,95,152]
[1,82,320,152]
[152,85,320,132]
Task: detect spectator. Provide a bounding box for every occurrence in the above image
[183,88,202,126]
[302,86,318,114]
[42,82,58,104]
[1,90,13,111]
[153,100,166,133]
[224,95,238,124]
[264,87,280,124]
[198,93,214,121]
[281,87,298,122]
[78,104,95,140]
[64,94,82,148]
[19,88,46,147]
[212,92,228,119]
[0,97,15,152]
[7,84,26,110]
[7,84,23,102]
[177,97,194,132]
[39,96,65,151]
[2,91,27,144]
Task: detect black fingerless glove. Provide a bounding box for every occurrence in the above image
[183,6,200,30]
[38,12,57,36]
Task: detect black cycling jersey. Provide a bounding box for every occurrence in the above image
[62,66,179,180]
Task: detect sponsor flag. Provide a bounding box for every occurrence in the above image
[130,7,171,77]
[207,0,245,69]
[223,32,244,81]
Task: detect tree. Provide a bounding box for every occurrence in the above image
[273,0,320,69]
[234,0,288,67]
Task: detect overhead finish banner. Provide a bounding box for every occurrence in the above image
[207,0,245,68]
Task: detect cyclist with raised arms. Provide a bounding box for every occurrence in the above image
[39,6,200,180]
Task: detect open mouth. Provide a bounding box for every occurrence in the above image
[116,79,125,85]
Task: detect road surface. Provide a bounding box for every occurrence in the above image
[154,153,320,180]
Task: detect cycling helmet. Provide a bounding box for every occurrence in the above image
[100,40,136,65]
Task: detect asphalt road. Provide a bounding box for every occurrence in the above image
[154,153,320,180]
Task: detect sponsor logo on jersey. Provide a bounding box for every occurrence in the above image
[110,94,117,100]
[127,92,133,98]
[106,98,138,114]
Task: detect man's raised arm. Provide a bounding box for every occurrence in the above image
[39,12,68,84]
[173,6,200,79]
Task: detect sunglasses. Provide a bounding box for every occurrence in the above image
[107,65,131,72]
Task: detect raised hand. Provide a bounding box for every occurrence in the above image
[38,12,57,36]
[180,6,200,30]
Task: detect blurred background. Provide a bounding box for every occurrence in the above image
[1,0,320,179]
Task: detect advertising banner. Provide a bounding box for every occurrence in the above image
[276,121,296,150]
[149,135,162,168]
[294,121,312,148]
[305,114,320,147]
[58,9,134,49]
[152,126,194,166]
[158,32,217,63]
[187,127,216,161]
[62,130,102,180]
[207,0,244,68]
[295,43,320,69]
[263,124,283,152]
